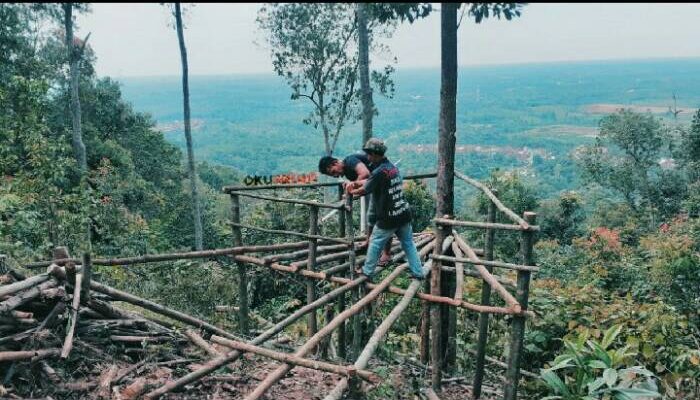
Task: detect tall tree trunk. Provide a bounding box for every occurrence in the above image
[63,3,92,250]
[63,3,86,173]
[431,3,458,391]
[356,2,373,147]
[175,3,203,251]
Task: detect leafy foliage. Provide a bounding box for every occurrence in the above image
[256,3,395,155]
[540,325,662,400]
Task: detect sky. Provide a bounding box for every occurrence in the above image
[75,3,700,78]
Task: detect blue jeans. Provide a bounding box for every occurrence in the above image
[362,223,424,278]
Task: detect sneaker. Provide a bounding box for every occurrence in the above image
[410,273,426,281]
[354,267,373,282]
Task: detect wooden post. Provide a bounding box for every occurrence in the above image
[503,212,536,400]
[230,193,249,336]
[346,196,362,359]
[307,205,319,338]
[337,185,347,360]
[420,278,430,364]
[473,190,497,399]
[82,252,92,301]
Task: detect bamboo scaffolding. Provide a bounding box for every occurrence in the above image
[145,239,434,399]
[434,217,540,232]
[211,336,377,382]
[323,261,431,400]
[243,242,437,400]
[430,254,539,272]
[451,232,521,313]
[455,171,531,230]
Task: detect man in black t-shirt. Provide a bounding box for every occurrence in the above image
[319,152,393,265]
[346,138,426,280]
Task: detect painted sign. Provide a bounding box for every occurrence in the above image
[243,172,318,186]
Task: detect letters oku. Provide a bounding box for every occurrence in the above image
[243,173,318,186]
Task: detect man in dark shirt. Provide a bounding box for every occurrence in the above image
[318,152,392,265]
[346,138,426,280]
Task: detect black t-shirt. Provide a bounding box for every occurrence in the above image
[363,158,412,229]
[342,152,372,181]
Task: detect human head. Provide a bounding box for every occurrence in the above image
[363,138,387,164]
[318,156,344,177]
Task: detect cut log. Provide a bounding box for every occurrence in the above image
[184,329,221,357]
[0,348,61,362]
[61,272,82,358]
[0,273,50,297]
[0,279,57,314]
[96,365,119,399]
[119,377,148,400]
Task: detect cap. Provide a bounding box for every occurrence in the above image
[363,138,387,155]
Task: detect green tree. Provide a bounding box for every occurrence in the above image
[539,191,585,245]
[257,3,394,156]
[578,109,685,222]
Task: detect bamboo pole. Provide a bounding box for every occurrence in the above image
[429,254,539,272]
[434,217,540,232]
[452,233,521,313]
[243,261,417,400]
[337,186,347,360]
[230,222,351,245]
[473,194,497,399]
[441,236,457,372]
[454,171,531,230]
[504,212,536,400]
[307,205,319,337]
[26,242,312,269]
[230,193,249,336]
[228,191,344,210]
[211,336,377,382]
[222,173,436,192]
[60,272,82,358]
[345,196,363,360]
[323,261,430,400]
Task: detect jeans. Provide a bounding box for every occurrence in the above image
[362,222,424,278]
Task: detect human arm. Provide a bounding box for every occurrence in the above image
[354,162,371,181]
[346,179,368,197]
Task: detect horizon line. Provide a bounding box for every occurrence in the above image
[110,55,700,80]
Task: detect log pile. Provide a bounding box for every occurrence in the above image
[0,262,223,399]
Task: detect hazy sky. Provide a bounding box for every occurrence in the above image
[76,3,700,78]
